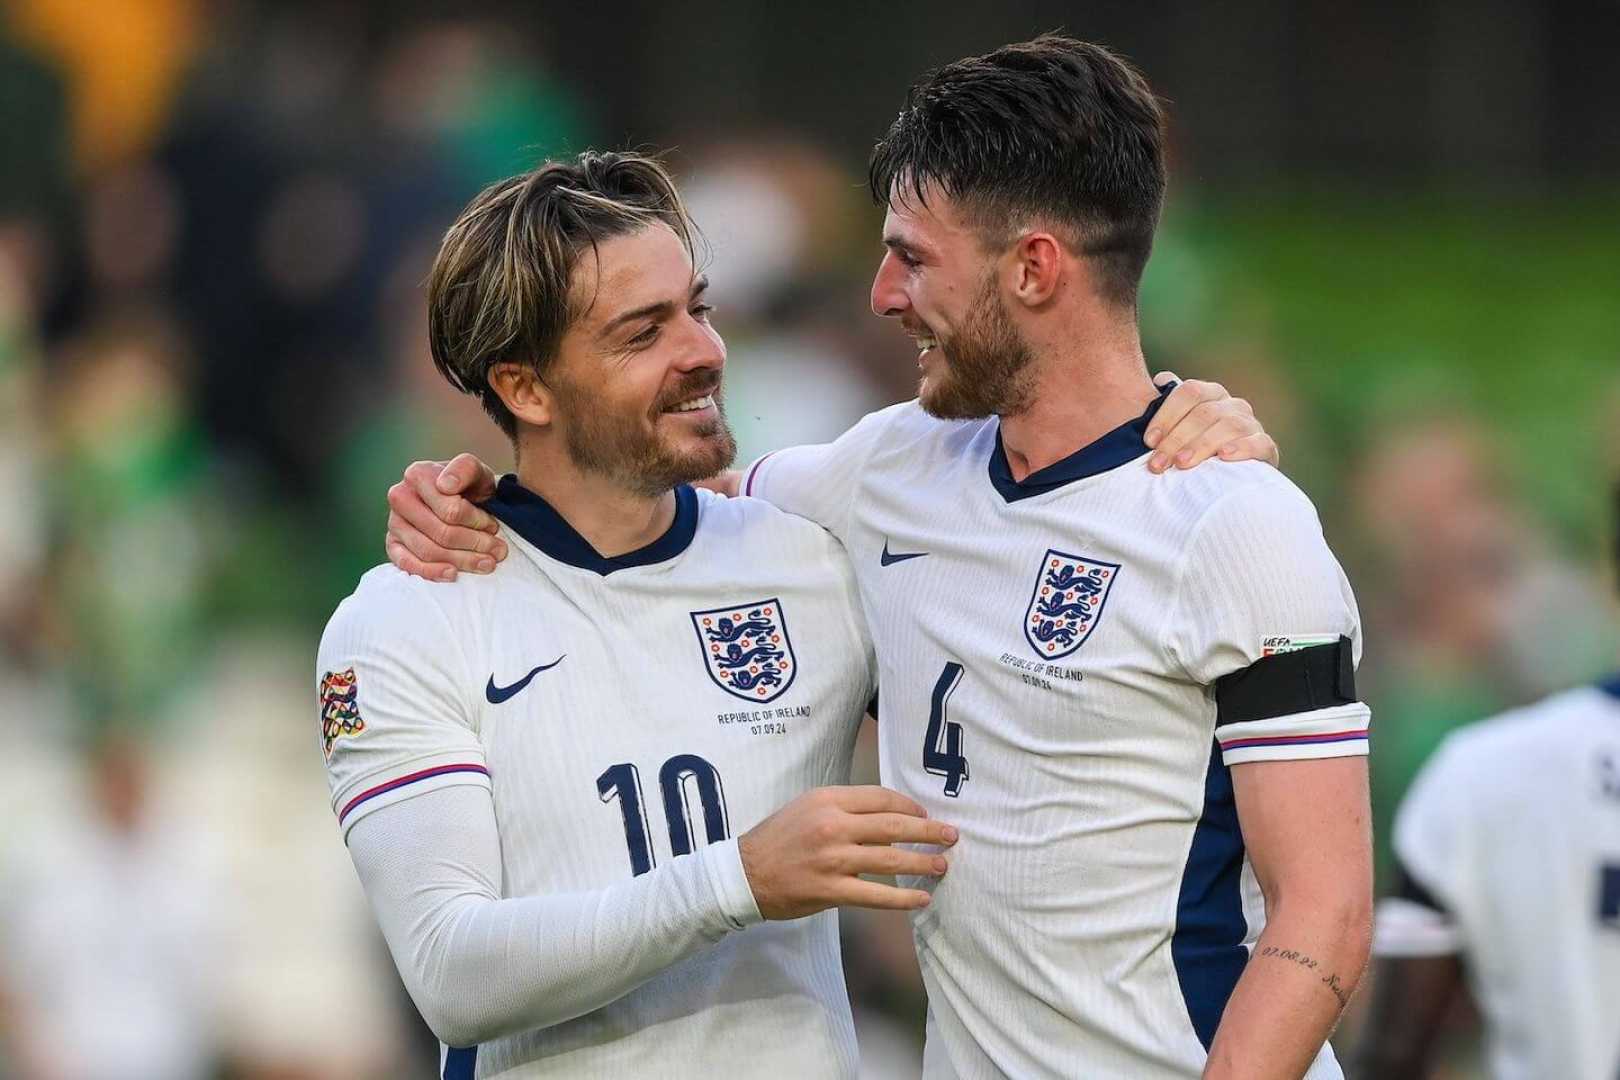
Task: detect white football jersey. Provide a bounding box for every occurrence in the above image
[1374,675,1620,1080]
[318,480,876,1078]
[745,390,1369,1079]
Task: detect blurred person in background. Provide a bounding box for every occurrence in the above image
[1355,480,1620,1079]
[0,731,221,1080]
[1351,414,1619,886]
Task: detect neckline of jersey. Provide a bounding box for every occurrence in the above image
[484,475,699,576]
[987,381,1173,504]
[1600,672,1620,700]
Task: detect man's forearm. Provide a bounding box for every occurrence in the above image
[349,786,761,1047]
[1203,900,1372,1079]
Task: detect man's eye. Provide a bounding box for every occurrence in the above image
[629,325,661,346]
[896,250,920,269]
[691,302,715,321]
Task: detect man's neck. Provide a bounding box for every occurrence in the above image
[997,329,1158,481]
[515,449,676,558]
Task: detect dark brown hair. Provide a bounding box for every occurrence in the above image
[869,33,1167,308]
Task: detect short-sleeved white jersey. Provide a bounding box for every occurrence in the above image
[1375,675,1620,1080]
[745,390,1368,1079]
[318,480,876,1078]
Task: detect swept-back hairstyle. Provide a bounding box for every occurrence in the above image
[427,151,696,438]
[868,33,1167,308]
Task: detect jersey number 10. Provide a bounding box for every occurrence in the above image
[597,755,730,876]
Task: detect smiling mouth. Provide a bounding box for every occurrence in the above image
[904,323,939,361]
[664,393,716,414]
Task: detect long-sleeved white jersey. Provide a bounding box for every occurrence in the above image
[318,478,876,1078]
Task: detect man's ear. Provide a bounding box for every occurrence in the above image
[488,363,553,428]
[1007,231,1063,309]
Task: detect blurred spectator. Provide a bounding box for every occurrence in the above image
[1352,414,1617,884]
[0,731,222,1080]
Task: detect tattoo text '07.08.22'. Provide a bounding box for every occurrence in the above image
[1255,946,1351,1008]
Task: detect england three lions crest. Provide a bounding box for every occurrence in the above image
[691,599,797,702]
[1024,550,1120,659]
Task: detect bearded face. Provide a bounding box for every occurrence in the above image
[917,270,1037,421]
[550,368,737,498]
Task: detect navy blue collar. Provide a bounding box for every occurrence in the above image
[1599,672,1620,701]
[988,382,1172,504]
[485,475,698,576]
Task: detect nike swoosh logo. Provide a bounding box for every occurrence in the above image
[485,656,566,704]
[880,541,929,567]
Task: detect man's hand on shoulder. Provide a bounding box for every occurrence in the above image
[386,453,505,582]
[1145,371,1280,474]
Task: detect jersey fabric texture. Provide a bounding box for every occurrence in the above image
[1375,676,1620,1080]
[745,389,1368,1079]
[318,479,876,1078]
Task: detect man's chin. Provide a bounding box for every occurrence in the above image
[919,377,993,422]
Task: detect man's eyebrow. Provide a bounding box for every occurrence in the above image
[598,275,712,339]
[883,234,925,259]
[599,298,673,338]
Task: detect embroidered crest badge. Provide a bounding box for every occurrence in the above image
[320,667,364,760]
[691,599,797,703]
[1023,549,1120,659]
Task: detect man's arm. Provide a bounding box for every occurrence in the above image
[349,781,956,1047]
[380,375,1279,579]
[1202,756,1374,1080]
[322,578,955,1046]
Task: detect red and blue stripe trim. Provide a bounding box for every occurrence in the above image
[1219,728,1368,752]
[743,452,777,497]
[339,763,490,824]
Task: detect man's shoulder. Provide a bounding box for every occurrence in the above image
[1428,684,1618,784]
[323,563,503,652]
[696,488,851,562]
[1148,460,1320,548]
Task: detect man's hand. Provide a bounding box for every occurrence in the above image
[386,454,504,581]
[1146,372,1280,473]
[738,786,957,919]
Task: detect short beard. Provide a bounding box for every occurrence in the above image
[918,272,1036,421]
[552,374,738,498]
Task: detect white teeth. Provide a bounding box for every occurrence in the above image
[668,394,715,413]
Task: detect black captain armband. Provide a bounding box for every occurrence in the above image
[1214,635,1357,726]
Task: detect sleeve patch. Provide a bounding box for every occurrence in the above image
[1261,634,1340,656]
[320,667,365,761]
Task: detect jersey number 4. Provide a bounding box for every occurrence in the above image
[597,755,730,877]
[923,662,969,797]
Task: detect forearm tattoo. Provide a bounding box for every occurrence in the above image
[1256,946,1351,1008]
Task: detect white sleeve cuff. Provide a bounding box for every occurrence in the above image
[699,837,764,930]
[1373,896,1463,957]
[1217,702,1371,765]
